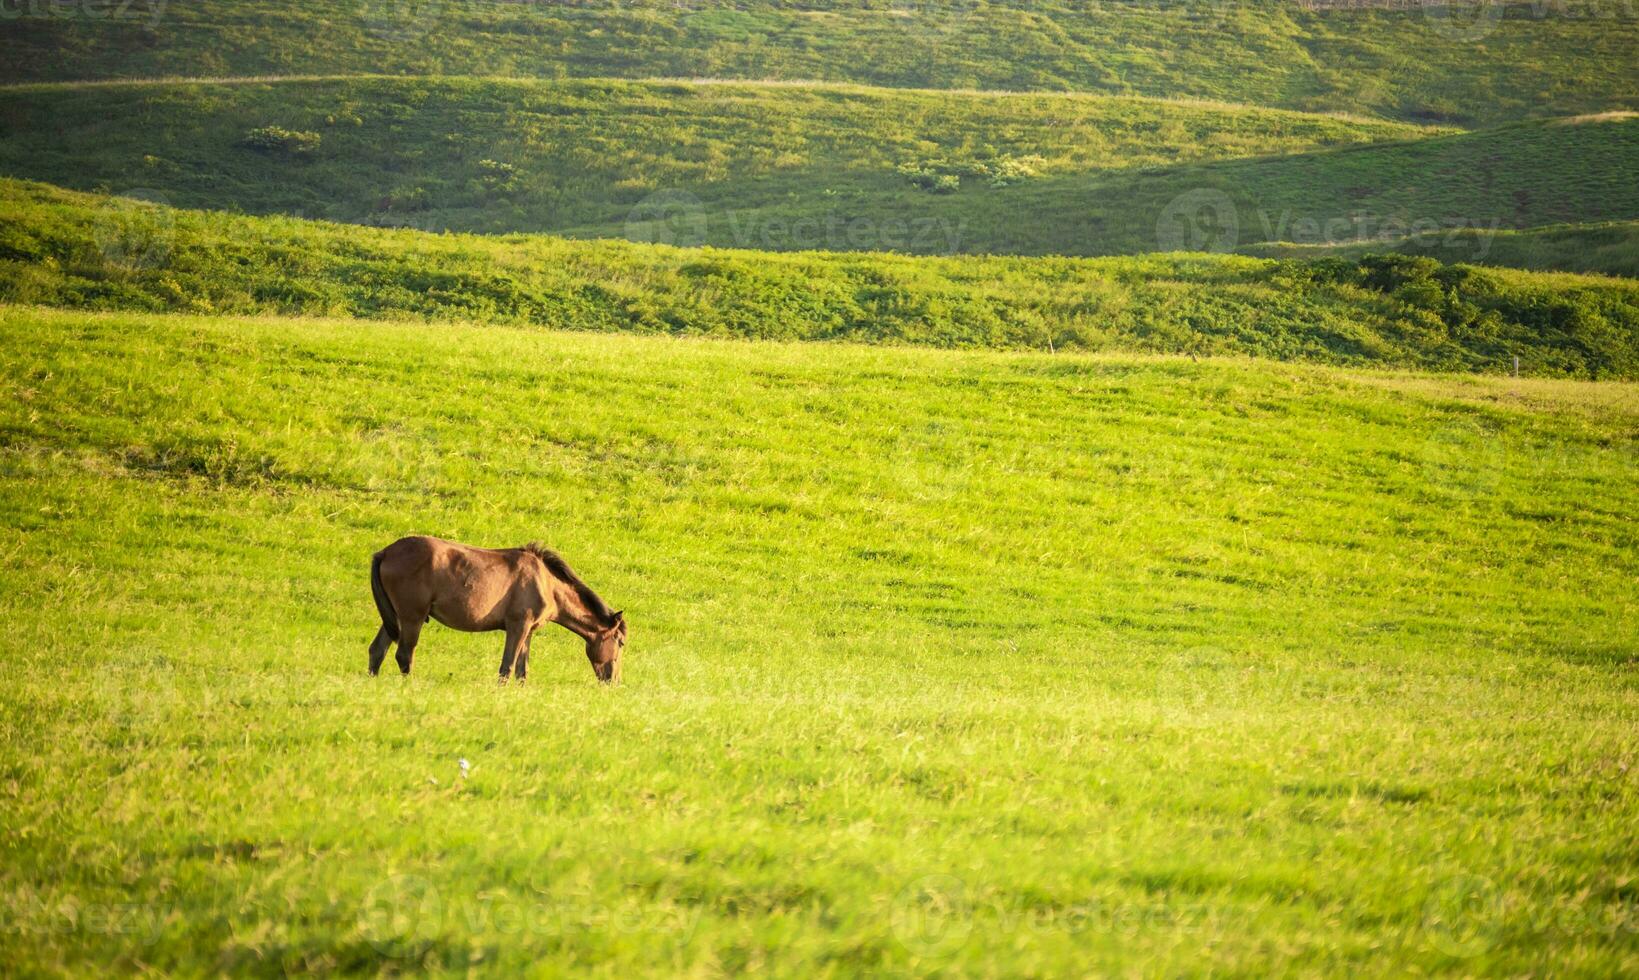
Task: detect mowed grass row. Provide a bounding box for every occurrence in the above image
[0,306,1635,974]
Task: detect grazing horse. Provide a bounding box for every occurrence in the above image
[369,536,626,683]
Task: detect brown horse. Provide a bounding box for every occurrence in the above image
[369,536,626,683]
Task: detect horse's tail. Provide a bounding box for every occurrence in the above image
[370,551,399,642]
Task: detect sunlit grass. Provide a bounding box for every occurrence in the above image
[0,306,1634,974]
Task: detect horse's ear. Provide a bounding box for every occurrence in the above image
[613,610,625,622]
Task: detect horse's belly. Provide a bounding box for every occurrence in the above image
[428,600,503,632]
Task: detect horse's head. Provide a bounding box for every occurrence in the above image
[586,611,626,683]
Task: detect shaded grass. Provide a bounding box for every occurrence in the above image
[2,77,1634,268]
[0,75,1436,244]
[556,112,1638,261]
[1242,219,1639,280]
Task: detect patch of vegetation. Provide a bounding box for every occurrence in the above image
[897,155,1046,192]
[0,305,1634,974]
[3,179,1637,377]
[238,125,321,157]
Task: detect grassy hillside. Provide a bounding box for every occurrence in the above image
[1242,220,1639,281]
[2,78,1631,266]
[3,1,1636,126]
[560,111,1639,260]
[0,76,1436,243]
[939,112,1639,260]
[1,306,1635,974]
[5,179,1639,377]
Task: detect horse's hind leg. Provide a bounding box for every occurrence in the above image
[394,617,423,676]
[367,626,394,676]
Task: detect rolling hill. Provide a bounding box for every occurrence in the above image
[3,1,1636,126]
[4,178,1638,377]
[2,76,1634,272]
[0,75,1437,241]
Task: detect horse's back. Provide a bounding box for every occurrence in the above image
[376,535,530,632]
[374,534,443,572]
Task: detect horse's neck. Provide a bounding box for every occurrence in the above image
[547,576,605,638]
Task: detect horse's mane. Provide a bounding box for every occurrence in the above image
[523,543,616,621]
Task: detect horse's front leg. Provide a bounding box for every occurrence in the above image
[513,629,534,685]
[498,621,528,684]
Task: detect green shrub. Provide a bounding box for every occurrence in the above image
[477,159,520,194]
[238,126,322,158]
[897,155,1044,192]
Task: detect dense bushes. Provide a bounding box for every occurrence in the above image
[1265,255,1639,377]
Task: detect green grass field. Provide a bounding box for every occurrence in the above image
[3,0,1636,973]
[5,1,1637,126]
[1,305,1635,974]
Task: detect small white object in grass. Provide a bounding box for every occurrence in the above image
[459,758,470,779]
